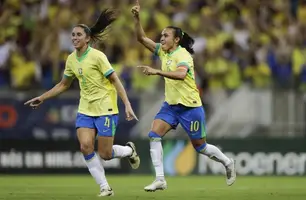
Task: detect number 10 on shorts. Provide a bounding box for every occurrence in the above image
[190,121,199,132]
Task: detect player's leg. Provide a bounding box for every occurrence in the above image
[179,106,236,186]
[192,137,236,185]
[95,114,140,169]
[95,135,114,196]
[94,115,116,196]
[76,114,109,195]
[94,114,139,196]
[145,102,178,192]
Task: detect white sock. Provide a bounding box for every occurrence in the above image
[150,141,165,180]
[201,144,231,166]
[83,152,108,190]
[112,145,132,158]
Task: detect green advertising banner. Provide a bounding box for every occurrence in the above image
[134,138,306,176]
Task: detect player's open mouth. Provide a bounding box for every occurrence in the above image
[73,41,79,45]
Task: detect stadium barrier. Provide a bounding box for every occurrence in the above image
[0,96,139,140]
[0,139,130,174]
[0,138,306,176]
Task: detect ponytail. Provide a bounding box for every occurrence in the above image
[76,9,117,43]
[166,26,195,54]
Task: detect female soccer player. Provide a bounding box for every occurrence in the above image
[131,0,236,191]
[25,9,140,197]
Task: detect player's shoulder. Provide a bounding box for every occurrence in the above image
[66,51,76,60]
[89,47,109,61]
[177,47,192,59]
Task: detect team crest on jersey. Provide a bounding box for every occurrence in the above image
[166,60,172,65]
[78,68,82,75]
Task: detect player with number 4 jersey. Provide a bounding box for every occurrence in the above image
[131,0,236,192]
[25,9,140,197]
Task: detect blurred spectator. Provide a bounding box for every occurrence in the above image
[299,64,306,91]
[0,37,15,87]
[244,55,271,89]
[222,40,242,95]
[0,0,305,96]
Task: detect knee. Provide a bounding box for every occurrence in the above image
[80,142,94,155]
[98,149,113,160]
[193,142,207,153]
[148,131,162,141]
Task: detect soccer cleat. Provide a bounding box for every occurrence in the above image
[144,180,167,192]
[98,186,114,197]
[225,158,236,186]
[126,142,140,169]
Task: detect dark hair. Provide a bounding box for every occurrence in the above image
[166,26,195,54]
[76,9,117,43]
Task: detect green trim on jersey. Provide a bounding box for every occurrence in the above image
[154,43,161,56]
[177,62,194,80]
[104,69,114,77]
[63,74,74,79]
[168,45,181,55]
[177,62,190,69]
[187,70,194,79]
[76,46,91,62]
[155,44,182,56]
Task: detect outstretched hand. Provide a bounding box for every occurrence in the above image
[24,96,44,109]
[131,0,140,18]
[137,65,158,76]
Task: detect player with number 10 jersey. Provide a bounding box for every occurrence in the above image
[131,0,236,192]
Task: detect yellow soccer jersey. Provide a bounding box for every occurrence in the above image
[154,44,202,107]
[63,46,118,116]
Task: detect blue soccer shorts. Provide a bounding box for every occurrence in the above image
[154,102,206,139]
[75,113,118,137]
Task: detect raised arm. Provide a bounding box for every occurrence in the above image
[131,0,156,53]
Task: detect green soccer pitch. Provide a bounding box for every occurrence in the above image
[0,175,305,200]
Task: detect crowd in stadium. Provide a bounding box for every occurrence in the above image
[0,0,306,95]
